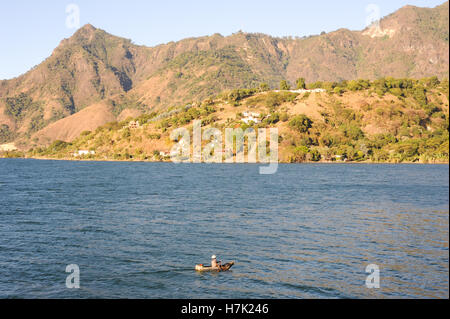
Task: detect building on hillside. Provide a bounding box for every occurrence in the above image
[73,150,95,157]
[243,111,261,117]
[128,120,141,129]
[242,116,260,124]
[241,110,261,124]
[290,88,326,93]
[0,143,17,152]
[273,88,326,93]
[333,155,347,162]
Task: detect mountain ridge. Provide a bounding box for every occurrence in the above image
[0,1,448,148]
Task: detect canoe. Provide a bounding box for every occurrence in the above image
[195,261,234,272]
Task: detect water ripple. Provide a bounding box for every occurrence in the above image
[0,160,448,298]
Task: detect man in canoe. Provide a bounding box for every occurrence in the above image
[195,257,234,271]
[211,255,221,269]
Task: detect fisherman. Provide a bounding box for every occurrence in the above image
[211,255,221,269]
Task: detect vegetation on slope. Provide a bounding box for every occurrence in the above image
[14,77,448,164]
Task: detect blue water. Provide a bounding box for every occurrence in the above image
[0,159,448,298]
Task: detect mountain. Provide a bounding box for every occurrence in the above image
[0,2,448,149]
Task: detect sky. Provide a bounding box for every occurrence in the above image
[0,0,445,80]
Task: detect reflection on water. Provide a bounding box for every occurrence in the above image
[0,160,448,298]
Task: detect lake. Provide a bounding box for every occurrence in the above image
[0,159,448,298]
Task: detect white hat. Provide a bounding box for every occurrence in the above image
[211,255,217,259]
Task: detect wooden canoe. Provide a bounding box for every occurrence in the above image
[195,261,234,272]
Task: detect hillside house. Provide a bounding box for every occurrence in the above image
[128,120,141,129]
[290,88,326,93]
[274,88,326,93]
[241,111,261,124]
[73,150,95,157]
[333,155,347,162]
[243,111,261,117]
[0,143,17,152]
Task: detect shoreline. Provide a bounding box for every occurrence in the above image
[2,156,448,165]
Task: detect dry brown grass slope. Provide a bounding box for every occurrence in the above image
[32,102,116,143]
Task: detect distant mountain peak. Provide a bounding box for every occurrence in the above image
[77,23,97,34]
[68,23,101,44]
[55,23,115,51]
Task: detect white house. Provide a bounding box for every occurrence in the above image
[241,110,261,124]
[128,120,141,129]
[242,116,260,124]
[273,88,326,93]
[73,150,95,157]
[290,88,326,93]
[0,143,17,152]
[333,155,347,162]
[242,111,260,117]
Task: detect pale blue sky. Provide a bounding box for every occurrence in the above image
[0,0,445,80]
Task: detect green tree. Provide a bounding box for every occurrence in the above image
[289,114,313,133]
[413,86,427,106]
[280,80,291,90]
[259,83,270,92]
[5,93,39,120]
[264,113,280,125]
[295,77,306,90]
[279,112,289,122]
[308,149,321,161]
[291,146,309,162]
[420,76,440,88]
[0,124,14,143]
[319,134,334,147]
[333,87,345,95]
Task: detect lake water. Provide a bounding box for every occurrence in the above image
[0,159,448,298]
